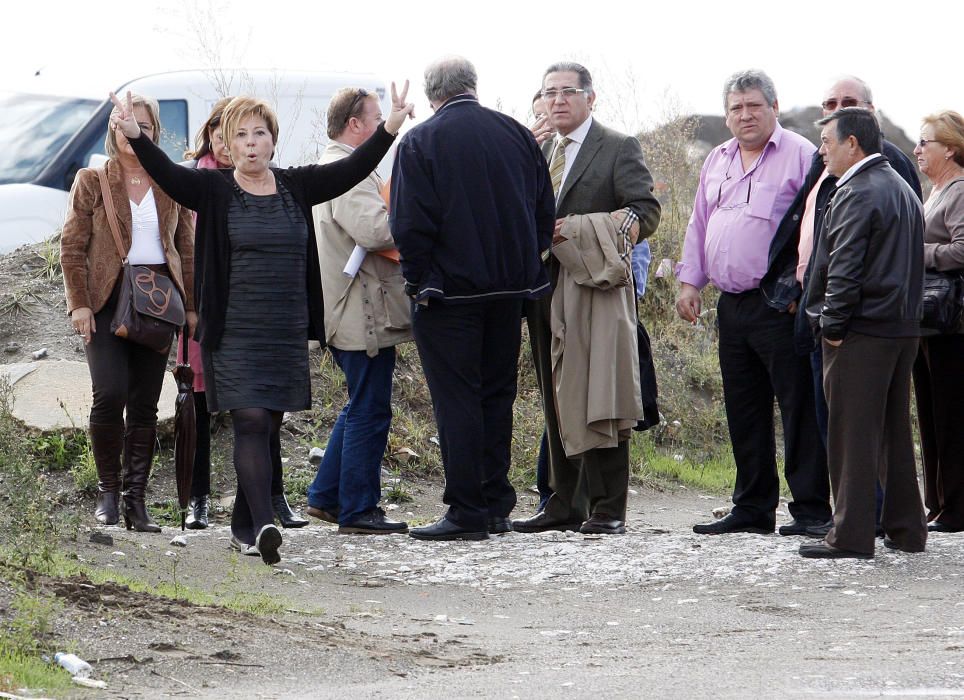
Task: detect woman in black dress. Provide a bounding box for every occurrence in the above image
[109,85,414,564]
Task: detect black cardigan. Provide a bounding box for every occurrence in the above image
[128,124,396,352]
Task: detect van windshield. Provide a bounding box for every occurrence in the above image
[0,93,100,185]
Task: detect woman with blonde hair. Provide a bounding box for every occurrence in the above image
[62,93,195,531]
[109,84,413,563]
[913,109,964,534]
[178,99,308,532]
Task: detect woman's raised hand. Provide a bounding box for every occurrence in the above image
[108,91,142,139]
[384,81,416,136]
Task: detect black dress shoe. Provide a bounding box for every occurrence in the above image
[306,505,339,524]
[409,517,488,541]
[487,517,513,535]
[805,520,833,538]
[185,495,209,530]
[928,520,964,533]
[778,518,824,536]
[339,508,408,535]
[511,511,583,533]
[580,513,626,534]
[883,536,925,553]
[799,541,873,559]
[272,494,309,528]
[693,513,773,535]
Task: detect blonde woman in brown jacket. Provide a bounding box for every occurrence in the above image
[61,93,195,532]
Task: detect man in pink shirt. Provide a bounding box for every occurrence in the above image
[677,69,831,536]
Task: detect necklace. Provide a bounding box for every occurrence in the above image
[130,175,142,186]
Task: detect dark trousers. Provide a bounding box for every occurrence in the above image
[913,335,964,529]
[811,348,884,525]
[307,346,395,525]
[824,333,926,554]
[413,298,521,530]
[526,294,630,522]
[535,430,551,511]
[86,290,168,430]
[191,391,212,497]
[717,291,830,524]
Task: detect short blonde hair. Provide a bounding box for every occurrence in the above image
[923,110,964,167]
[105,93,161,158]
[220,96,280,157]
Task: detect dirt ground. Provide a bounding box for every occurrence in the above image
[4,241,964,699]
[29,480,964,700]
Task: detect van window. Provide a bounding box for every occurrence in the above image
[159,100,189,161]
[0,93,99,185]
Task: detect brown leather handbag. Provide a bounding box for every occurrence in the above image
[96,169,184,354]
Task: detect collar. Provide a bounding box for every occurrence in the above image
[435,93,479,114]
[836,153,886,187]
[329,140,356,154]
[720,120,784,157]
[557,115,593,146]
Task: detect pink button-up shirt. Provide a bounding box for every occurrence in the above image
[676,122,815,293]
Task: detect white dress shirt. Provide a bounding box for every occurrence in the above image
[553,115,594,192]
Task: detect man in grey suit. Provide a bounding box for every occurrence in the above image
[513,62,661,535]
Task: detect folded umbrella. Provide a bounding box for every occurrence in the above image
[172,329,196,531]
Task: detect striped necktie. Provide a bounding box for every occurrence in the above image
[549,136,572,196]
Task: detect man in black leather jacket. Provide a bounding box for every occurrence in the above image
[799,108,927,559]
[760,77,921,538]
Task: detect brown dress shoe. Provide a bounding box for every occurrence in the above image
[306,506,339,524]
[511,511,583,533]
[580,514,626,534]
[798,541,873,559]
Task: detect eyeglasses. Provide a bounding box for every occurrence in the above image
[820,97,868,111]
[343,89,369,125]
[717,175,752,210]
[917,139,940,148]
[541,87,588,101]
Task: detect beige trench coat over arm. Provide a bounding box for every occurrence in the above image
[549,213,643,457]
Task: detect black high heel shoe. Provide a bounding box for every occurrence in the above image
[272,494,308,528]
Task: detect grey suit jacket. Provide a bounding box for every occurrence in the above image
[545,119,661,240]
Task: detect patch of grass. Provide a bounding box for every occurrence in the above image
[33,235,62,281]
[69,446,97,495]
[0,589,70,695]
[45,552,297,617]
[0,652,72,695]
[0,290,44,317]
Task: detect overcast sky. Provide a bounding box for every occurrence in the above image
[3,0,958,141]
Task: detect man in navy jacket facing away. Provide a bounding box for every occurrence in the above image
[390,55,555,541]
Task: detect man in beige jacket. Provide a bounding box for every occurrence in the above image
[305,87,412,535]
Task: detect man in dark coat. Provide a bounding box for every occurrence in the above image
[799,107,927,559]
[390,56,555,541]
[760,75,922,538]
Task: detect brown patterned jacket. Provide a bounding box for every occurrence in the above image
[61,159,195,314]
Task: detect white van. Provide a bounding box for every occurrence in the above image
[0,69,387,253]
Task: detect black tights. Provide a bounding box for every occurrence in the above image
[192,396,287,501]
[231,408,283,544]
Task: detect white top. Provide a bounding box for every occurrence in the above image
[126,189,166,264]
[554,115,594,193]
[836,153,880,188]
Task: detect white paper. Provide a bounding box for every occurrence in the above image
[343,244,367,278]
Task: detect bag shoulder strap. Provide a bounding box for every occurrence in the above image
[94,168,129,263]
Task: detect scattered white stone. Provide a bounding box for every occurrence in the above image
[169,535,188,547]
[111,551,125,557]
[308,447,325,465]
[31,348,48,360]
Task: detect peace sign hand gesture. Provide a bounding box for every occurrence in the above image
[108,91,142,139]
[384,80,416,136]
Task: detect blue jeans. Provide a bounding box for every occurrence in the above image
[307,346,396,525]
